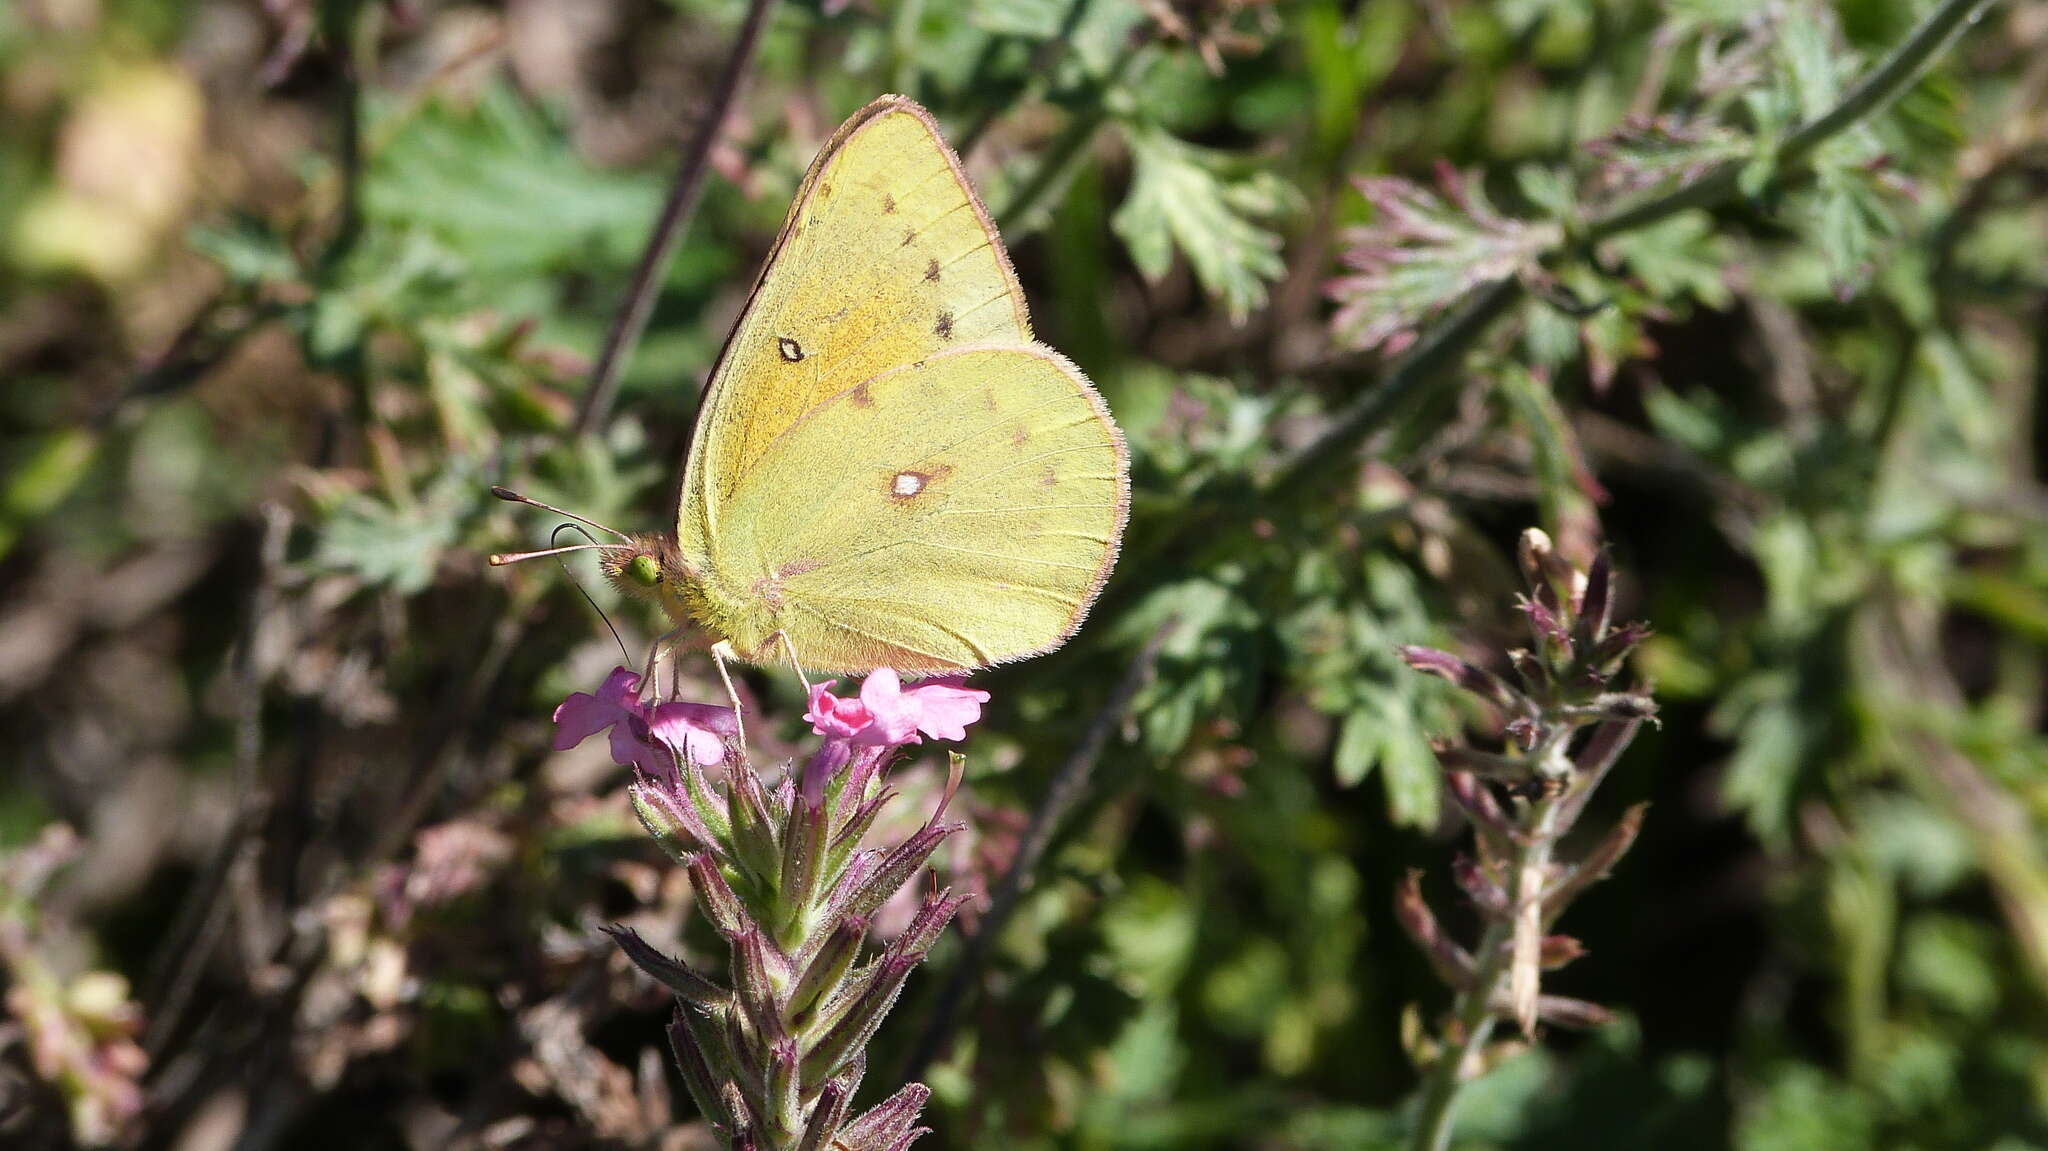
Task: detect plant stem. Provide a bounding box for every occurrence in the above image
[1586,0,2000,242]
[1409,795,1563,1151]
[995,28,1153,232]
[955,0,1096,160]
[1254,0,2002,519]
[572,0,779,439]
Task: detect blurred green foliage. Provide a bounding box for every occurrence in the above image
[2,0,2046,1148]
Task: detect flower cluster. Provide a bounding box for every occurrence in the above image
[1395,529,1654,1065]
[1,825,148,1146]
[555,665,987,1151]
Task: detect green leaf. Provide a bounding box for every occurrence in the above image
[312,469,476,596]
[1111,122,1298,322]
[188,214,300,286]
[1332,709,1378,788]
[364,83,664,280]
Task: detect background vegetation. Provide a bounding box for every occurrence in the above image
[3,0,2046,1148]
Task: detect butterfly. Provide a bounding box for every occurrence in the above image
[494,95,1129,697]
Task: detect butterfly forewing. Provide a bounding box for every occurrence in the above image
[681,97,1031,545]
[675,96,1127,673]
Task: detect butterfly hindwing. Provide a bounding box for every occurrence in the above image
[701,345,1128,673]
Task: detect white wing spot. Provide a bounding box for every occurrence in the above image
[893,472,925,497]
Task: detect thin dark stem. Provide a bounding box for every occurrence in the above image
[899,623,1173,1082]
[994,27,1153,232]
[572,0,779,439]
[318,0,365,271]
[143,504,289,1057]
[955,0,1096,160]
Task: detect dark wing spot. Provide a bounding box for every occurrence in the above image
[849,383,874,408]
[934,311,954,340]
[901,229,916,247]
[777,337,805,362]
[1039,466,1058,490]
[882,192,897,214]
[924,259,941,283]
[1010,426,1030,448]
[821,182,833,198]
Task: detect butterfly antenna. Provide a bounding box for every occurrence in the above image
[489,485,633,542]
[547,524,633,666]
[488,542,612,566]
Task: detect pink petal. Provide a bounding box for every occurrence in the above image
[595,666,643,709]
[805,679,875,739]
[855,669,923,746]
[903,677,990,742]
[552,692,625,751]
[552,667,647,752]
[648,702,740,767]
[608,721,668,775]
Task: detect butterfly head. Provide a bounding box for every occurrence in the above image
[600,532,696,623]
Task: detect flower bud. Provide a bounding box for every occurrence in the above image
[788,916,867,1026]
[1450,855,1507,918]
[668,1005,735,1133]
[835,1083,931,1151]
[848,822,960,922]
[1539,934,1587,969]
[800,953,917,1083]
[794,1079,853,1151]
[1394,870,1474,987]
[766,1038,801,1138]
[604,925,726,1006]
[733,929,789,1045]
[1543,803,1647,921]
[687,855,751,942]
[1397,646,1523,712]
[728,768,784,891]
[1444,772,1517,851]
[632,782,712,865]
[778,795,829,940]
[1573,550,1613,651]
[1430,743,1531,783]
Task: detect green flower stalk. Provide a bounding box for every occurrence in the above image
[555,667,983,1150]
[1396,529,1656,1151]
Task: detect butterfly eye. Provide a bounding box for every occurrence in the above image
[628,555,663,586]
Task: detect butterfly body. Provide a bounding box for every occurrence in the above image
[595,95,1127,675]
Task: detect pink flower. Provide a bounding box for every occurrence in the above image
[803,669,990,747]
[647,701,739,767]
[553,666,736,771]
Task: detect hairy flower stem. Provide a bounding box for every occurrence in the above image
[605,705,974,1150]
[1397,533,1656,1151]
[1409,795,1561,1151]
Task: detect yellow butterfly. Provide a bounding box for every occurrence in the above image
[496,95,1129,693]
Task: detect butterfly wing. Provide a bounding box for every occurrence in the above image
[701,345,1128,673]
[679,95,1031,556]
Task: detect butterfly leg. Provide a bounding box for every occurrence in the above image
[772,631,813,694]
[637,625,693,705]
[709,640,750,754]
